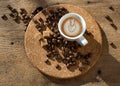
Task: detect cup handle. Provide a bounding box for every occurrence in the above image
[76,36,88,46]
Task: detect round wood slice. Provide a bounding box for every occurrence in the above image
[25,4,102,79]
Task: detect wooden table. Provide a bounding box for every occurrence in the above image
[0,0,120,86]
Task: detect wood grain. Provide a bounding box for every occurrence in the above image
[0,0,120,86]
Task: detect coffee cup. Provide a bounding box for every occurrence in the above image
[58,13,88,46]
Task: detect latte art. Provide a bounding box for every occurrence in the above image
[62,17,82,37]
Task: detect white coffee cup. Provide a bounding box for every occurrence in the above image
[58,13,88,46]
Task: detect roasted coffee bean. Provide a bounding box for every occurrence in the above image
[24,15,30,20]
[64,40,68,45]
[63,51,69,57]
[22,19,28,24]
[57,36,63,40]
[24,23,28,27]
[21,13,26,18]
[87,52,92,58]
[47,40,52,44]
[14,18,20,24]
[52,50,56,53]
[9,13,15,18]
[10,42,14,45]
[1,15,8,21]
[36,24,41,29]
[76,52,81,59]
[62,59,68,65]
[54,29,59,33]
[68,51,72,54]
[51,45,55,49]
[56,55,62,62]
[11,9,18,14]
[42,10,48,16]
[66,64,70,69]
[39,18,43,23]
[39,38,44,42]
[109,6,114,11]
[32,7,43,15]
[33,19,39,24]
[97,70,102,75]
[56,64,61,70]
[7,5,13,11]
[53,34,57,38]
[79,67,85,72]
[82,59,90,65]
[69,54,74,58]
[52,22,56,27]
[20,8,27,15]
[71,57,76,62]
[110,42,117,49]
[52,39,56,43]
[64,48,69,53]
[29,14,34,19]
[57,40,61,43]
[72,61,77,65]
[49,10,55,14]
[45,59,51,65]
[66,57,71,61]
[70,47,76,52]
[37,27,42,32]
[47,51,52,57]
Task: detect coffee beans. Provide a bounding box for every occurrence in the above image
[97,69,102,75]
[56,64,61,70]
[45,59,51,65]
[32,7,43,15]
[1,15,8,21]
[7,5,13,11]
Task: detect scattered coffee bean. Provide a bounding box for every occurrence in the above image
[20,8,27,15]
[11,9,18,14]
[1,15,8,21]
[47,51,52,57]
[110,42,117,49]
[32,7,43,15]
[10,42,14,45]
[45,59,51,65]
[56,64,61,70]
[14,18,21,24]
[105,15,113,22]
[111,23,118,30]
[7,5,13,11]
[109,6,114,11]
[97,70,102,75]
[9,13,15,18]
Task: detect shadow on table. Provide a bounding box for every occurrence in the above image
[42,24,120,86]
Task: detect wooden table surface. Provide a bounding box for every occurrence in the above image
[0,0,120,86]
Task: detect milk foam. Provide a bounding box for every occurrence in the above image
[62,17,82,37]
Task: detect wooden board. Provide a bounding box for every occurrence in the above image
[25,4,102,79]
[0,0,120,86]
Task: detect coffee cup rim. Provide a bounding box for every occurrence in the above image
[58,13,86,40]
